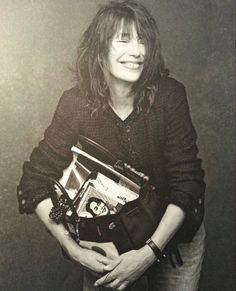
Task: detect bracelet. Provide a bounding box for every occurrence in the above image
[146,238,165,262]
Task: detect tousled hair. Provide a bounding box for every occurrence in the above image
[76,0,169,115]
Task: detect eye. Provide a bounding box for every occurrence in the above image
[137,37,144,44]
[118,37,129,43]
[117,33,130,43]
[94,206,98,211]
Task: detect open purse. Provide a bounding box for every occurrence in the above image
[48,136,181,263]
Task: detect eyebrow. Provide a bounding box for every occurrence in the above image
[117,31,143,40]
[116,32,130,39]
[121,32,130,36]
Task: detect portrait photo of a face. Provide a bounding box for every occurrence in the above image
[86,197,110,217]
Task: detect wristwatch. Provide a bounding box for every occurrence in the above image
[146,238,166,262]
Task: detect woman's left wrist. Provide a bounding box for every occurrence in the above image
[145,238,165,263]
[139,244,157,266]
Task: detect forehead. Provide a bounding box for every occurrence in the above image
[113,19,140,37]
[90,201,98,208]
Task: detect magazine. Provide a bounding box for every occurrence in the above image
[57,149,139,218]
[56,148,141,257]
[71,145,140,193]
[74,172,139,218]
[57,153,91,200]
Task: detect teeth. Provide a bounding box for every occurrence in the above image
[122,62,141,69]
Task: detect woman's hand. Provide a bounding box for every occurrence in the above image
[66,244,117,275]
[94,245,156,290]
[35,199,117,275]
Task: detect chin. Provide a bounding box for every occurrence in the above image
[124,77,141,83]
[120,74,142,83]
[100,211,108,216]
[109,68,142,84]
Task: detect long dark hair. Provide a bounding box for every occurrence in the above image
[76,0,169,115]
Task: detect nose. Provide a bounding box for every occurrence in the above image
[129,39,143,57]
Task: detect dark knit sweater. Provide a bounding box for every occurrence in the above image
[17,77,205,242]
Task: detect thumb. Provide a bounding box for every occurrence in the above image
[104,257,121,271]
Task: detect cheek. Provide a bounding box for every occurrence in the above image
[141,45,146,57]
[108,44,124,61]
[108,49,116,65]
[94,208,99,215]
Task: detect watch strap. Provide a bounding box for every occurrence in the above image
[146,238,165,262]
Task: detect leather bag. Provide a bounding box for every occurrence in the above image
[48,136,166,255]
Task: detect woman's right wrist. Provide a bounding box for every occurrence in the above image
[35,198,84,262]
[60,234,84,262]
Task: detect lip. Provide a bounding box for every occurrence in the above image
[119,61,143,70]
[120,61,143,64]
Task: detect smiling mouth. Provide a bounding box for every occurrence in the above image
[120,62,143,69]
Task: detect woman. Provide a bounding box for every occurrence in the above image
[17,1,205,290]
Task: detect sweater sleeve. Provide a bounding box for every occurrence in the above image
[163,79,205,238]
[17,88,80,214]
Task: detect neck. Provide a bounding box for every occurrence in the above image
[109,81,135,109]
[108,82,135,121]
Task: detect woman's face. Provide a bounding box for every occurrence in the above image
[90,200,109,216]
[105,23,146,86]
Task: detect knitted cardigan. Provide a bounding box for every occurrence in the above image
[17,77,205,242]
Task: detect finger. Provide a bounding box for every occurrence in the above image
[103,257,122,271]
[86,263,104,274]
[117,282,128,290]
[103,278,120,289]
[96,254,114,265]
[94,272,116,286]
[84,259,107,274]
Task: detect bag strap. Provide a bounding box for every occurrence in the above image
[78,135,117,165]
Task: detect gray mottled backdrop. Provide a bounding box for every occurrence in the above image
[0,0,235,290]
